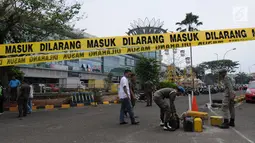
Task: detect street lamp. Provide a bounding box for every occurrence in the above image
[214,53,219,61]
[223,48,236,59]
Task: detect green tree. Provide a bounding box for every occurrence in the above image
[135,57,160,88]
[176,12,203,32]
[104,73,113,92]
[0,0,84,85]
[235,72,253,84]
[200,60,239,73]
[176,12,203,88]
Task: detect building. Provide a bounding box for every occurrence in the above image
[18,30,162,87]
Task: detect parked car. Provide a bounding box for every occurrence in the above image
[245,81,255,103]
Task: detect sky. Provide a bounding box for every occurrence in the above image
[73,0,255,73]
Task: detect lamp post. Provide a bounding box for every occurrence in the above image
[223,48,236,59]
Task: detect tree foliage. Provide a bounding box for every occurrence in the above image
[135,57,160,86]
[199,60,239,73]
[176,12,203,32]
[0,0,84,85]
[235,72,253,84]
[0,0,84,44]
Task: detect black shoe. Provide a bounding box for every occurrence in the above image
[219,119,229,129]
[120,122,128,125]
[134,116,138,118]
[229,118,235,127]
[131,121,139,125]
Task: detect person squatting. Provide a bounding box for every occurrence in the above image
[153,86,185,131]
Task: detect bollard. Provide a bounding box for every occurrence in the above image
[208,85,212,106]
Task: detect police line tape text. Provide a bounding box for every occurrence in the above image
[2,28,255,55]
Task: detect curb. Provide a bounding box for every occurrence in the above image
[5,100,119,112]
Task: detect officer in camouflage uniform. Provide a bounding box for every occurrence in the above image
[153,86,185,131]
[144,80,154,106]
[219,69,236,129]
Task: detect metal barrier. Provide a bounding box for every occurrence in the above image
[71,92,94,105]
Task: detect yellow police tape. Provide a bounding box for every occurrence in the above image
[1,27,255,55]
[0,38,250,67]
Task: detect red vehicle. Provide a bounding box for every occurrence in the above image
[245,81,255,103]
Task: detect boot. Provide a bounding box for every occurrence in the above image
[229,118,235,127]
[163,122,175,131]
[219,119,229,129]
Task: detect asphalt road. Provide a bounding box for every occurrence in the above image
[0,92,254,143]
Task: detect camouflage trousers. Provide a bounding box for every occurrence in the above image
[222,97,235,119]
[153,96,171,123]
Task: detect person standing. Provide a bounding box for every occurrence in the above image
[219,69,236,129]
[17,80,30,118]
[144,80,154,106]
[0,81,5,115]
[27,82,34,114]
[118,70,139,125]
[153,86,185,131]
[9,76,20,102]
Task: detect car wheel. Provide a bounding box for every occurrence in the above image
[246,100,250,103]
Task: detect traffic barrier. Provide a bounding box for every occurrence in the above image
[103,101,110,105]
[61,104,70,109]
[32,106,37,110]
[186,111,208,120]
[210,116,223,126]
[71,92,94,105]
[9,106,18,112]
[45,105,54,110]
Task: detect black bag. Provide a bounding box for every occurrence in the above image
[183,116,194,132]
[169,114,180,129]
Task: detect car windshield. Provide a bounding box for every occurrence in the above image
[248,82,255,89]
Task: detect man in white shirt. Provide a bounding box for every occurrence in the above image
[119,69,139,125]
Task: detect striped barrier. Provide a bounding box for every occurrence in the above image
[211,95,246,108]
[6,91,119,112]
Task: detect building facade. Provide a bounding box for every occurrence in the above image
[18,31,162,87]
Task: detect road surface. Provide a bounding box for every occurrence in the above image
[0,92,254,143]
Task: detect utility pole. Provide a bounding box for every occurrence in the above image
[172,48,176,83]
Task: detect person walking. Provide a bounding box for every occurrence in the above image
[144,80,154,106]
[27,82,34,114]
[119,70,139,125]
[219,69,236,129]
[153,86,185,131]
[0,81,5,115]
[8,76,20,102]
[17,80,30,118]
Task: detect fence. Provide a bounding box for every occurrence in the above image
[70,92,96,105]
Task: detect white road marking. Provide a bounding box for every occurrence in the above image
[215,138,225,143]
[192,137,198,143]
[208,104,254,143]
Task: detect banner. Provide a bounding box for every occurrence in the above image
[0,38,250,67]
[1,27,255,55]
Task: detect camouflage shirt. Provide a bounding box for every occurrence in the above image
[223,75,235,97]
[144,81,154,92]
[154,88,177,114]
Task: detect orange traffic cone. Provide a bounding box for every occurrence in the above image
[192,96,198,111]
